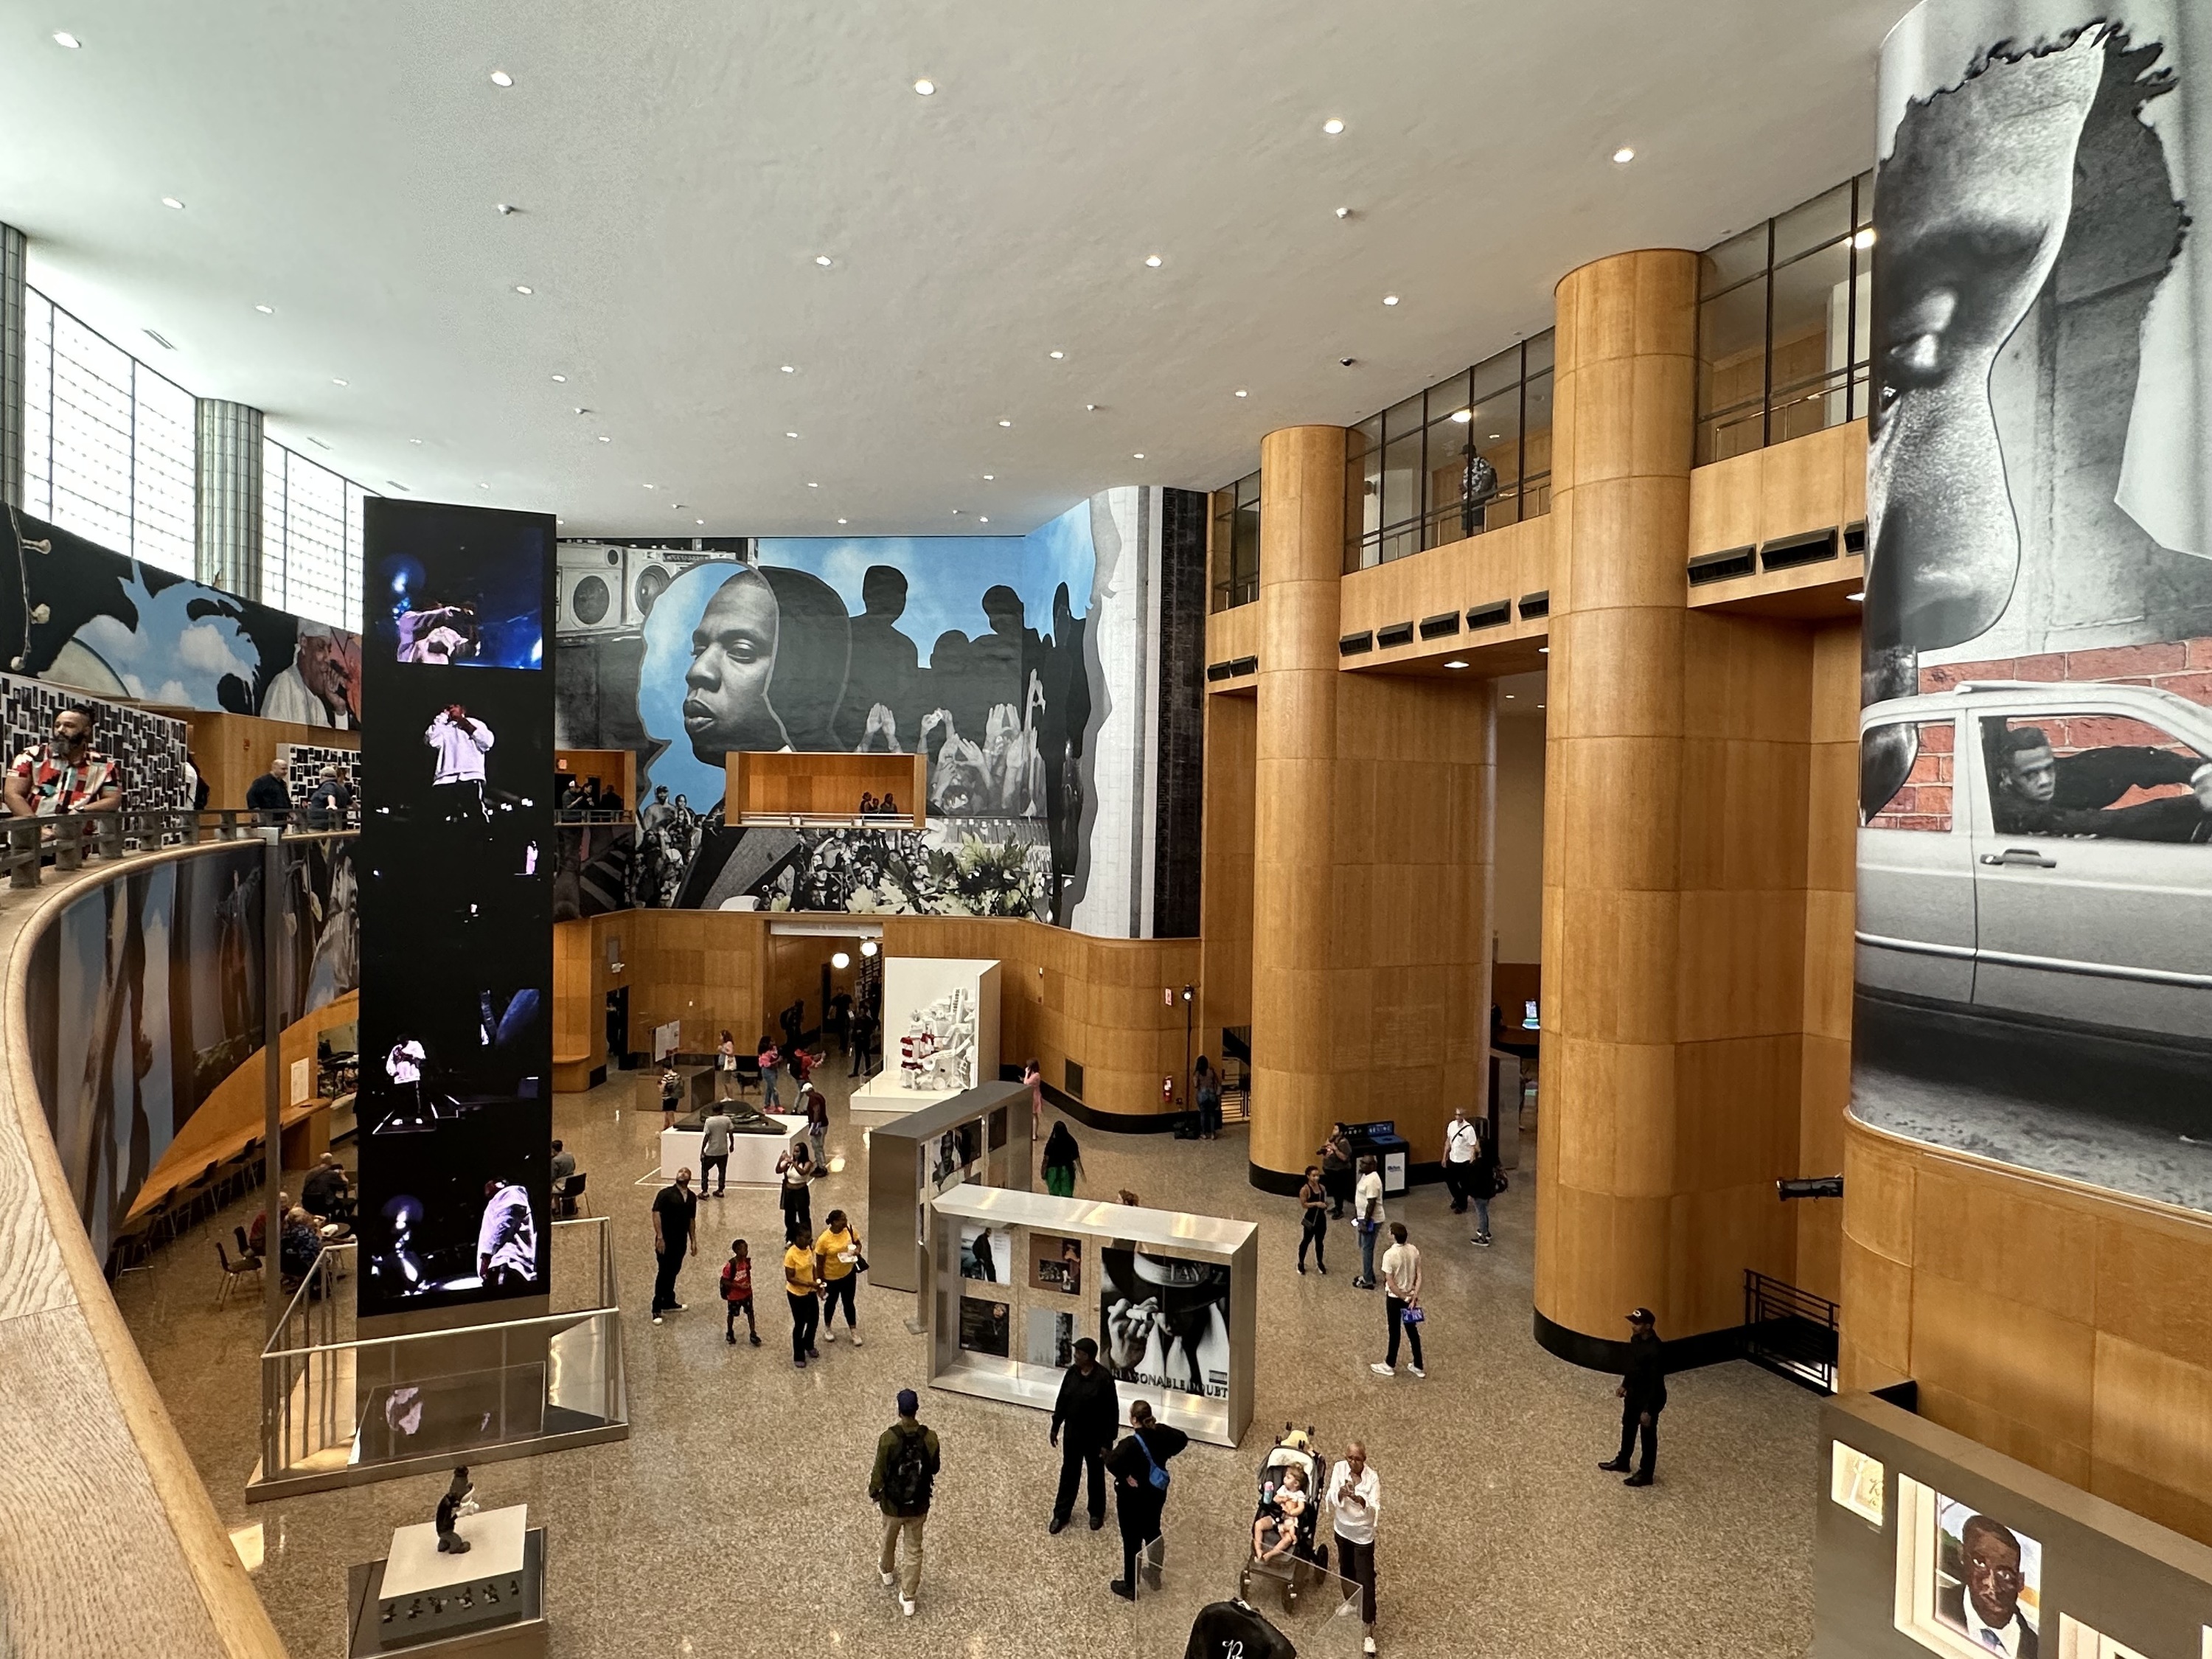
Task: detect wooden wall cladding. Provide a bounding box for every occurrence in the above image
[1842,1113,2212,1548]
[1206,602,1262,690]
[1687,417,1867,558]
[1337,515,1554,672]
[728,751,925,823]
[183,709,359,810]
[1200,692,1256,1054]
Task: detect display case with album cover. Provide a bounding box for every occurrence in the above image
[862,1079,1032,1294]
[922,1184,1256,1447]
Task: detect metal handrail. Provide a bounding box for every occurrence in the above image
[2,807,358,890]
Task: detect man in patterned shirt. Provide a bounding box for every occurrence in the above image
[4,706,122,818]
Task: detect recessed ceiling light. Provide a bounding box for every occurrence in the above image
[331,377,347,386]
[409,437,423,445]
[1537,703,1545,710]
[1133,452,1145,459]
[597,434,611,442]
[1049,349,1064,360]
[1144,254,1163,268]
[1505,693,1515,699]
[780,364,796,373]
[490,70,514,87]
[161,196,184,210]
[998,419,1012,428]
[1854,227,1876,250]
[551,373,567,383]
[1382,294,1399,306]
[1612,145,1635,164]
[1450,408,1471,423]
[696,518,706,526]
[982,474,995,481]
[1846,591,1866,602]
[1490,433,1502,440]
[1537,644,1551,654]
[642,482,655,490]
[980,516,990,524]
[254,303,274,314]
[837,518,848,525]
[52,30,80,47]
[785,431,799,439]
[1235,389,1248,398]
[913,78,936,96]
[514,284,533,294]
[1322,117,1346,135]
[1444,661,1469,670]
[807,481,818,488]
[479,482,491,490]
[1085,403,1098,411]
[495,204,516,216]
[814,255,833,267]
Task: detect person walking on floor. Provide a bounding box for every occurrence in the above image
[650,1168,698,1324]
[1371,1222,1425,1379]
[802,1081,829,1166]
[1023,1057,1045,1138]
[757,1034,782,1110]
[1192,1056,1222,1140]
[1048,1336,1119,1534]
[1442,1107,1480,1215]
[659,1063,682,1130]
[1327,1441,1382,1655]
[720,1238,759,1346]
[699,1102,734,1197]
[783,1222,823,1368]
[1107,1399,1188,1599]
[777,1141,817,1239]
[1321,1124,1354,1219]
[1600,1307,1667,1486]
[1352,1155,1385,1289]
[1468,1124,1500,1248]
[1297,1164,1329,1275]
[815,1208,865,1346]
[870,1388,941,1617]
[1040,1121,1083,1198]
[716,1030,739,1101]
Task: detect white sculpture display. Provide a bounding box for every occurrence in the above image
[898,988,976,1092]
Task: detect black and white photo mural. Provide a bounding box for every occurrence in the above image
[1857,1,2212,1211]
[552,488,1207,939]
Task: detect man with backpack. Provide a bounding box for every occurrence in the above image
[1105,1399,1189,1599]
[869,1388,941,1617]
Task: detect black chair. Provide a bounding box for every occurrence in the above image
[108,1217,156,1279]
[215,1240,262,1308]
[234,1224,261,1264]
[557,1170,590,1217]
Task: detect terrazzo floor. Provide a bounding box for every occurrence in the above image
[117,1058,1823,1658]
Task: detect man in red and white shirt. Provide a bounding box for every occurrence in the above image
[5,706,122,818]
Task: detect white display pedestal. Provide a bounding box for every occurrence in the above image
[384,1506,528,1596]
[868,957,1001,1115]
[658,1116,806,1183]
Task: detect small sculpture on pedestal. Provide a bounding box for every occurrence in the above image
[436,1467,479,1554]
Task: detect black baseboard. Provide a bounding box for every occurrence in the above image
[1247,1162,1305,1196]
[1001,1067,1189,1134]
[1533,1307,1748,1376]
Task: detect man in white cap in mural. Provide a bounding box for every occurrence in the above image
[261,622,354,728]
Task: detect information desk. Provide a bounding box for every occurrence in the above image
[347,1503,546,1657]
[658,1114,807,1183]
[923,1185,1257,1448]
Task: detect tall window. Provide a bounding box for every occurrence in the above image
[262,439,369,629]
[20,289,198,576]
[1210,470,1261,611]
[1697,173,1875,465]
[1343,333,1553,572]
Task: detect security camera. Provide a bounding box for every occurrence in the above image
[1339,357,1357,367]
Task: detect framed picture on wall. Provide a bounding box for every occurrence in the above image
[1894,1476,2044,1658]
[1830,1440,1885,1529]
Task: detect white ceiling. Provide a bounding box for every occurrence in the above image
[1,0,1910,539]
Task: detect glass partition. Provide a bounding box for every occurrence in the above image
[1343,333,1554,571]
[1697,173,1874,464]
[1210,470,1262,611]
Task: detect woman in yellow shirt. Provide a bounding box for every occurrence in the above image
[783,1224,822,1369]
[815,1209,865,1346]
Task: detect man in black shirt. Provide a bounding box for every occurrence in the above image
[1599,1306,1668,1486]
[1048,1336,1120,1534]
[1106,1399,1189,1599]
[650,1168,697,1324]
[246,757,292,824]
[1186,1600,1296,1659]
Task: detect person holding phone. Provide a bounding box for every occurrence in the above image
[815,1209,864,1346]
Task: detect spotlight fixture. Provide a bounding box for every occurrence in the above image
[52,30,80,47]
[1444,660,1470,670]
[1450,409,1472,423]
[1854,227,1876,250]
[490,70,514,87]
[832,950,852,970]
[1049,349,1064,359]
[860,939,878,957]
[255,303,275,314]
[815,254,833,266]
[513,284,533,294]
[1382,294,1399,306]
[1335,206,1352,220]
[1085,403,1099,411]
[1612,145,1635,164]
[161,195,184,209]
[496,203,516,215]
[1322,117,1345,134]
[912,78,936,96]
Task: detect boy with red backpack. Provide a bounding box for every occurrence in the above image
[720,1238,759,1346]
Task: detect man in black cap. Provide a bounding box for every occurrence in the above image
[1600,1307,1666,1486]
[1048,1336,1119,1534]
[870,1388,940,1618]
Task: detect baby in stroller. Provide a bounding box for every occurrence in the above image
[1241,1426,1326,1612]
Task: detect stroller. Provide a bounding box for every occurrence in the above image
[1239,1425,1328,1612]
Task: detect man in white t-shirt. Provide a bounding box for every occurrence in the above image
[1371,1222,1425,1380]
[1352,1156,1385,1289]
[425,706,495,827]
[1442,1107,1481,1216]
[1326,1442,1382,1655]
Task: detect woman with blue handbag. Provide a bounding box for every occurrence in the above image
[1371,1222,1425,1379]
[1105,1400,1188,1599]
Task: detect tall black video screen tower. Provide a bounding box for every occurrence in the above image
[355,501,556,1317]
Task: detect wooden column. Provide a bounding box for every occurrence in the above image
[1248,425,1346,1183]
[1534,250,1702,1355]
